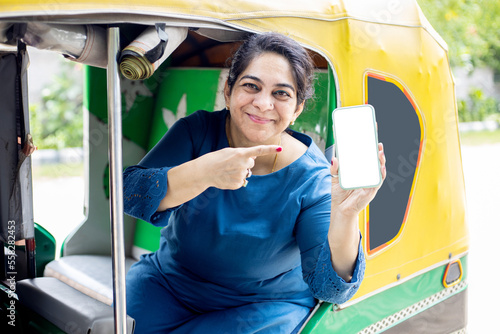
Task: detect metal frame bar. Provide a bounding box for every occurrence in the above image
[107,26,128,334]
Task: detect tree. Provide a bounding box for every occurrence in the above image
[418,0,500,75]
[30,61,83,149]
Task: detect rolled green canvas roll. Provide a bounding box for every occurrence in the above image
[120,26,187,80]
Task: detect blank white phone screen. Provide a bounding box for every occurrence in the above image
[332,105,381,190]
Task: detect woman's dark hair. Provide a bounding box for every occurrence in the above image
[227,32,315,107]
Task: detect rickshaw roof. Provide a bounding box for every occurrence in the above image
[0,0,446,50]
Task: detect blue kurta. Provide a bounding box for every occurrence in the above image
[124,109,365,333]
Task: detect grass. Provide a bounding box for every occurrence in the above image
[459,129,500,146]
[32,162,84,179]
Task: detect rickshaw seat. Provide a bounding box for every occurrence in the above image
[17,277,135,333]
[44,255,137,306]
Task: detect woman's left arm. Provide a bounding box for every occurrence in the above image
[328,143,387,282]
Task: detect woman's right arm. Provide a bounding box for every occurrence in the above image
[123,116,199,225]
[158,145,281,211]
[157,157,209,211]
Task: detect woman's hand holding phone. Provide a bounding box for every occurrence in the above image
[330,142,386,217]
[330,104,387,217]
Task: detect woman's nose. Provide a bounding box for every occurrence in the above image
[252,92,274,111]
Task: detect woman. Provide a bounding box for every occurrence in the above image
[124,32,386,333]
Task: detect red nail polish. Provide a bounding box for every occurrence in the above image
[276,147,282,152]
[331,159,334,165]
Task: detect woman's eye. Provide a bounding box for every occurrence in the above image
[243,83,258,90]
[274,90,291,98]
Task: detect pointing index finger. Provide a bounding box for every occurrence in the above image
[243,145,282,158]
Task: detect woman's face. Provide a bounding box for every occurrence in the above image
[224,52,304,146]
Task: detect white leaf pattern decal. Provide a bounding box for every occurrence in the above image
[120,79,153,113]
[162,93,187,129]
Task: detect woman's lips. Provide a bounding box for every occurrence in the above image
[248,113,273,124]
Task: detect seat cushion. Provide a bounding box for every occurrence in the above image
[44,255,137,305]
[17,277,135,334]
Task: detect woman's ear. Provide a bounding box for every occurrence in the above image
[224,80,231,109]
[294,100,305,118]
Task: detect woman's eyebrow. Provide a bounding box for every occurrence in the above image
[240,75,263,84]
[275,83,296,92]
[240,75,295,92]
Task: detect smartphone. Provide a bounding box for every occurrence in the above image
[332,104,382,190]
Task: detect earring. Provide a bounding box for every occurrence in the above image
[226,105,230,111]
[290,120,295,126]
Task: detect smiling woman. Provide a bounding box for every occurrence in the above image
[222,33,316,177]
[122,32,385,333]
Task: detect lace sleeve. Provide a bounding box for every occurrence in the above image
[123,166,181,227]
[295,169,366,304]
[303,238,365,304]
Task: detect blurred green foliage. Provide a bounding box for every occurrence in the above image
[458,88,499,122]
[30,61,83,149]
[418,0,500,74]
[418,0,500,122]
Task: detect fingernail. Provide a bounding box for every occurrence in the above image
[276,147,282,152]
[331,159,334,166]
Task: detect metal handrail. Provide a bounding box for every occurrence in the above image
[107,26,128,334]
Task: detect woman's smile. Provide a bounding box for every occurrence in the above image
[247,113,274,124]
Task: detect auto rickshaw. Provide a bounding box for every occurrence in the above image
[0,0,469,333]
